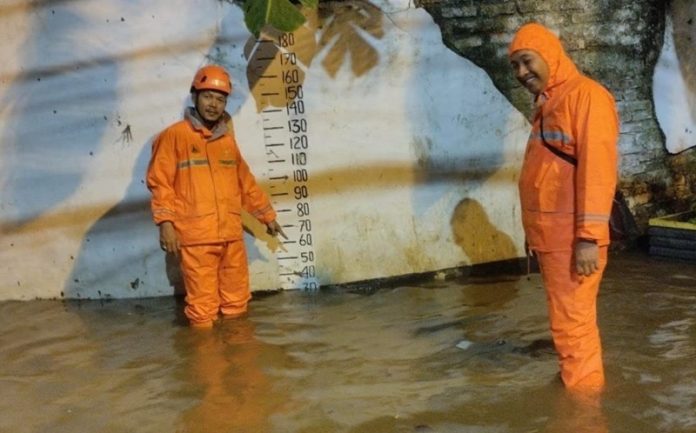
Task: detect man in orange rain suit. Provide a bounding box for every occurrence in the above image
[508,23,619,391]
[147,65,285,329]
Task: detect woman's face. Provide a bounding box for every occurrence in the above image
[510,49,550,96]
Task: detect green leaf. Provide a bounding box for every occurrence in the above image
[244,0,307,37]
[298,0,318,8]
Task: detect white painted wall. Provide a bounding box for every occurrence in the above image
[0,0,530,300]
[653,1,696,154]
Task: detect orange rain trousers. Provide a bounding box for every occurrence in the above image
[536,247,607,390]
[180,241,251,328]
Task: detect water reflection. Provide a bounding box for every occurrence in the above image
[1,252,695,432]
[544,390,608,433]
[175,317,287,433]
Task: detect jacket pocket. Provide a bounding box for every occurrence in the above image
[536,160,574,212]
[177,210,216,244]
[534,159,557,189]
[182,199,217,218]
[220,210,243,239]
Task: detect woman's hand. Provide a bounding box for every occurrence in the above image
[575,240,599,276]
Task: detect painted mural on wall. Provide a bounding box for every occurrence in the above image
[0,0,533,300]
[654,0,696,154]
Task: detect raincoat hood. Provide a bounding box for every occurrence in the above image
[508,23,579,93]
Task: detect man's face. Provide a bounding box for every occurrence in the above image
[510,49,550,96]
[194,90,228,124]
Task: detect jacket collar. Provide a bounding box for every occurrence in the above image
[184,107,230,141]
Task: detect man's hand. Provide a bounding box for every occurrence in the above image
[266,220,287,239]
[159,221,180,257]
[575,239,599,276]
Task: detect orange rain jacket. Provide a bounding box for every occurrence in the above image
[510,24,619,252]
[147,108,276,246]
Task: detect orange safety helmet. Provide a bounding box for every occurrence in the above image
[190,65,232,95]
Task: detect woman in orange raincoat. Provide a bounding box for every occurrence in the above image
[147,65,285,328]
[508,23,619,390]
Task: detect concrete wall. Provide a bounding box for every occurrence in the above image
[653,0,696,212]
[0,0,693,301]
[0,0,528,300]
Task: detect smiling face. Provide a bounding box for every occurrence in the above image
[193,89,228,126]
[510,49,550,96]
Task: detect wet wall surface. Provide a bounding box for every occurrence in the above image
[1,250,695,432]
[0,1,530,301]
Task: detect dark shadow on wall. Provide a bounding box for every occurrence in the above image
[61,122,281,299]
[0,3,118,231]
[58,154,518,299]
[307,159,516,196]
[411,135,512,218]
[62,3,300,300]
[0,0,78,17]
[450,198,517,265]
[58,1,521,300]
[405,6,521,263]
[0,3,233,233]
[55,9,523,299]
[63,136,185,299]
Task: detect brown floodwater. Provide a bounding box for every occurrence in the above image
[1,250,695,433]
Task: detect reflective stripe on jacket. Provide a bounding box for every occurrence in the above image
[514,26,619,252]
[147,108,276,246]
